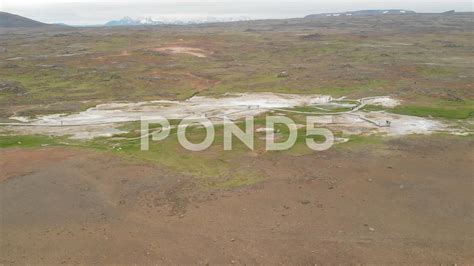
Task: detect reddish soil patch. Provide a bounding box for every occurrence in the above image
[152,46,207,58]
[0,148,77,182]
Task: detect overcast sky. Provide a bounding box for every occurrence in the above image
[1,0,472,25]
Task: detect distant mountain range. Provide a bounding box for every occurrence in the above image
[0,11,49,27]
[1,10,464,29]
[305,9,416,18]
[105,16,253,26]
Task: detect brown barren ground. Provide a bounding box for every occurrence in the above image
[1,137,473,264]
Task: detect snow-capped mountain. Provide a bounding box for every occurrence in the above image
[105,16,253,26]
[305,9,416,18]
[105,16,143,26]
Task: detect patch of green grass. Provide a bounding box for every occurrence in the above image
[69,117,330,180]
[0,135,59,148]
[392,105,474,119]
[78,123,255,179]
[363,100,474,119]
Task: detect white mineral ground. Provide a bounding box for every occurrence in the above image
[1,93,470,139]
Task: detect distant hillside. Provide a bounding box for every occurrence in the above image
[0,12,49,27]
[305,9,416,18]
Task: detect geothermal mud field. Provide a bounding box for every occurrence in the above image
[2,93,468,139]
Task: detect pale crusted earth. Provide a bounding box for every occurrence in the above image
[2,93,468,139]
